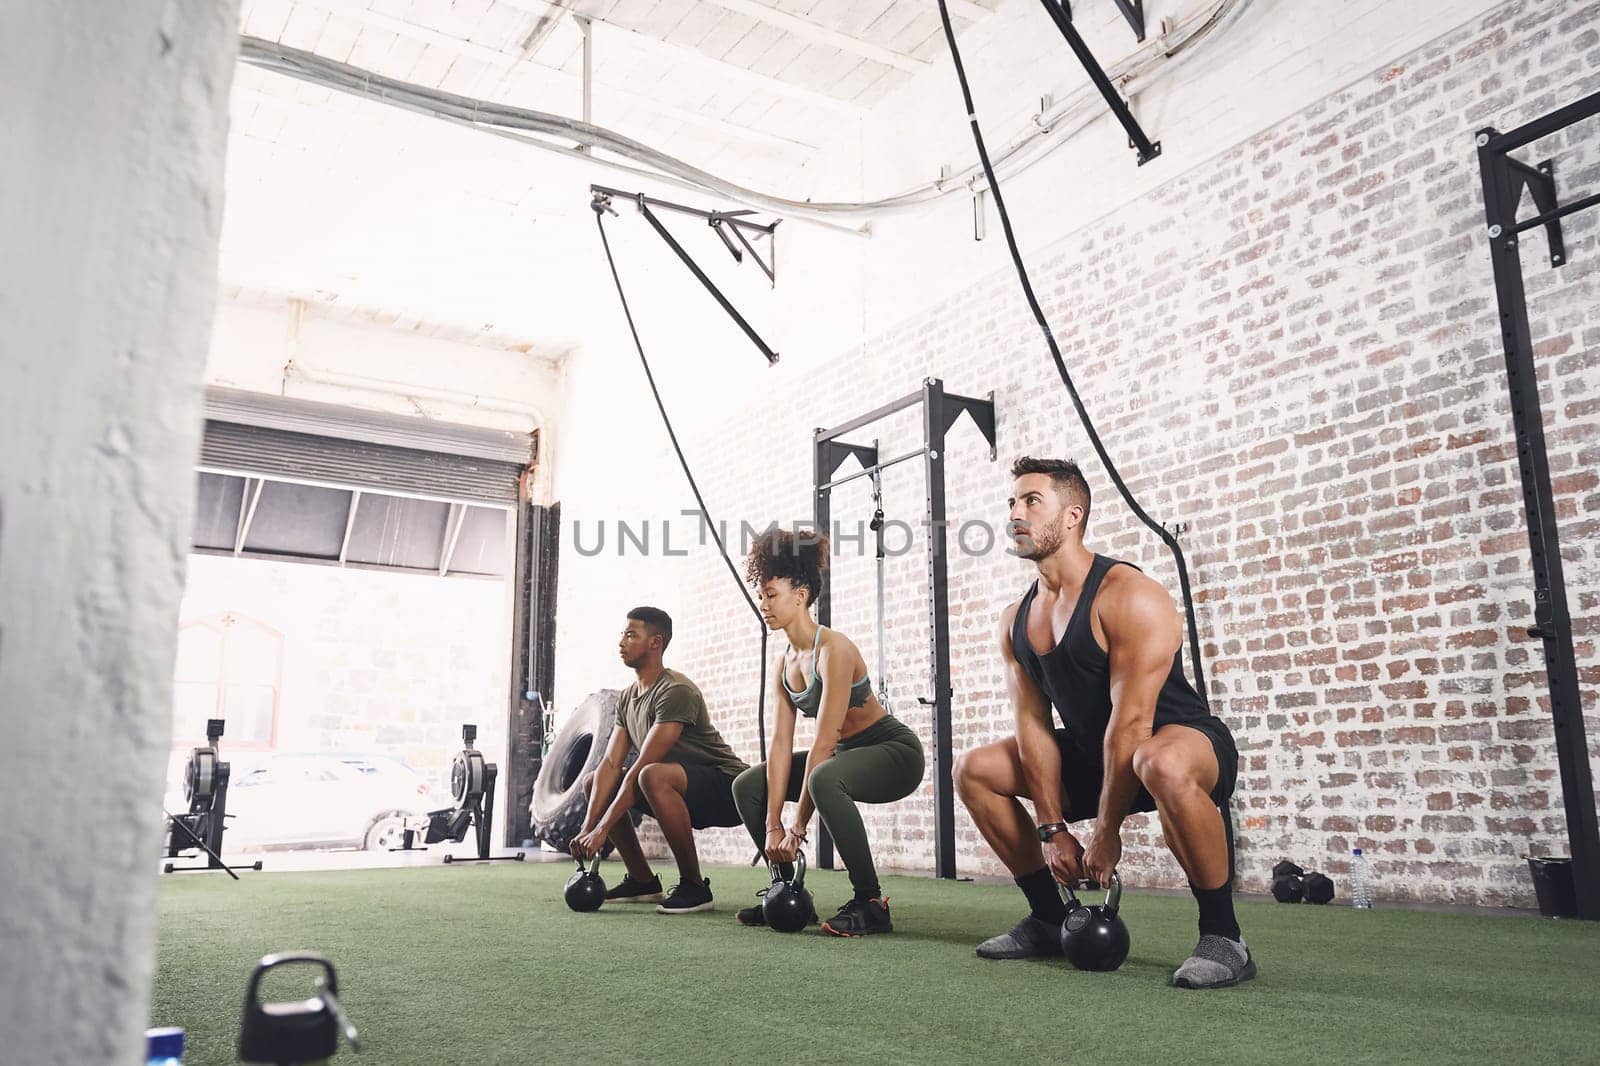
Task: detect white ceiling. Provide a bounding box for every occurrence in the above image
[220,0,1000,355]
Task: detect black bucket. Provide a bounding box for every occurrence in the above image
[1526,857,1577,918]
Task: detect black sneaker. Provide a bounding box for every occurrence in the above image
[975,914,1065,960]
[821,897,893,937]
[656,878,715,915]
[604,873,664,904]
[737,887,819,927]
[736,888,769,926]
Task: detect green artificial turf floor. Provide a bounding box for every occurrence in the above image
[153,861,1600,1065]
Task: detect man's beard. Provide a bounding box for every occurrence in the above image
[1016,514,1066,561]
[622,651,647,670]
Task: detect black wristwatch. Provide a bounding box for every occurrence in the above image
[1037,821,1069,842]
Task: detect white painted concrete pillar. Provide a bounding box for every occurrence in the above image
[0,2,240,1061]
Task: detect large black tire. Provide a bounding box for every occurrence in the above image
[531,690,623,853]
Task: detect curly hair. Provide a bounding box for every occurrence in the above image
[745,527,830,606]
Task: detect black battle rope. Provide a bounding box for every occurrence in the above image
[593,200,768,760]
[935,1,1209,705]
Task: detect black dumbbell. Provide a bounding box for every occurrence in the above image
[1303,871,1335,904]
[1271,860,1305,903]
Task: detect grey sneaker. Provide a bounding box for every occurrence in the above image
[1171,935,1256,989]
[975,915,1064,960]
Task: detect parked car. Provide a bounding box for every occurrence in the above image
[165,751,434,852]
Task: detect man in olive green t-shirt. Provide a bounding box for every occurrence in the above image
[571,606,749,915]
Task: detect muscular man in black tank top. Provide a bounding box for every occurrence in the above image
[954,457,1255,989]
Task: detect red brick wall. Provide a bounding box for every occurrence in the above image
[614,1,1600,907]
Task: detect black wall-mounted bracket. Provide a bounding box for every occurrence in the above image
[590,184,780,365]
[1494,154,1570,268]
[1108,0,1146,41]
[1038,0,1160,165]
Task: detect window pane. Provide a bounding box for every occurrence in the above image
[223,686,277,746]
[172,683,219,745]
[242,481,352,559]
[174,626,224,683]
[227,624,282,685]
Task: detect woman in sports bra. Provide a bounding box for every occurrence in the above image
[731,528,925,937]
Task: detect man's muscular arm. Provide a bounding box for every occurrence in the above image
[1083,573,1182,885]
[1002,602,1083,883]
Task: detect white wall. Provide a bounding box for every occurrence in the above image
[0,3,239,1063]
[776,0,1512,370]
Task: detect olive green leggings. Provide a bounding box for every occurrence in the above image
[731,715,925,899]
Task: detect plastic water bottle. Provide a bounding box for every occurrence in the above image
[146,1027,184,1064]
[1351,848,1373,909]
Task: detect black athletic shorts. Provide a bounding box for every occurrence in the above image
[1057,719,1239,823]
[630,760,743,830]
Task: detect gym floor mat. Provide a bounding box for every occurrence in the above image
[153,863,1600,1064]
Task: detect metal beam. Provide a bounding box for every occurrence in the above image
[724,217,775,285]
[816,390,924,442]
[440,502,466,576]
[698,0,928,73]
[923,379,957,881]
[338,490,361,565]
[577,14,592,154]
[198,466,516,512]
[497,0,868,115]
[1486,89,1600,154]
[1513,189,1600,238]
[812,431,837,873]
[234,478,264,557]
[818,446,926,492]
[592,184,777,235]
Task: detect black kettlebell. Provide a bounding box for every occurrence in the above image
[564,858,606,912]
[1059,872,1130,972]
[762,850,810,933]
[239,953,352,1064]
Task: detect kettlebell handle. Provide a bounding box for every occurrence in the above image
[768,849,806,888]
[245,952,338,1006]
[1057,871,1122,913]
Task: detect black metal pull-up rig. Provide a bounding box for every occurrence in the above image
[812,379,999,880]
[1476,90,1600,921]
